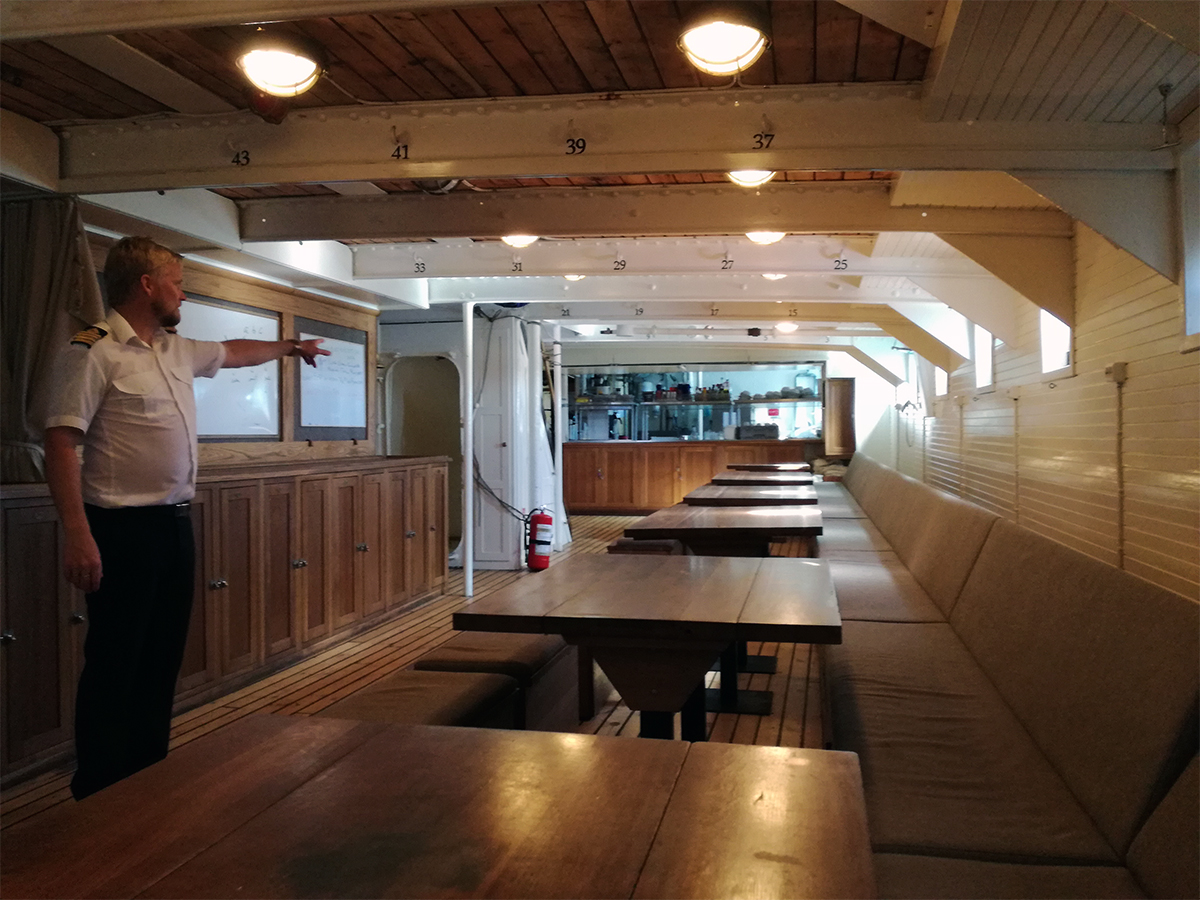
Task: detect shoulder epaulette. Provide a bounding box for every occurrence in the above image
[70,326,108,349]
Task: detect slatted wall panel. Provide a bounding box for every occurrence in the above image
[1074,228,1199,597]
[923,395,962,496]
[961,395,1016,517]
[1016,371,1119,564]
[917,225,1197,598]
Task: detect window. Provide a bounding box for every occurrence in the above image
[973,324,993,389]
[1039,309,1072,373]
[934,366,948,396]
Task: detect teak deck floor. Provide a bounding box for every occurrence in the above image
[1,516,824,830]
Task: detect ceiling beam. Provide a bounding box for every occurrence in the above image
[837,0,946,48]
[239,182,1074,244]
[905,273,1033,348]
[351,234,1005,280]
[937,233,1075,326]
[57,84,1169,194]
[0,0,513,40]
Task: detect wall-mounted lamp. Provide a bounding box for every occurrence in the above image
[237,31,326,97]
[501,235,539,248]
[727,170,775,188]
[746,231,785,245]
[678,2,770,76]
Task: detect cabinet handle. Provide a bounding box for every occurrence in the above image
[597,469,604,480]
[209,579,228,590]
[406,530,417,538]
[70,613,86,625]
[292,559,308,569]
[0,631,14,644]
[429,525,436,532]
[356,543,369,552]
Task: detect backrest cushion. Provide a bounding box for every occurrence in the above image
[842,453,885,510]
[951,518,1200,855]
[900,486,997,616]
[1127,756,1199,899]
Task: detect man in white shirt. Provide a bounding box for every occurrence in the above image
[44,236,329,799]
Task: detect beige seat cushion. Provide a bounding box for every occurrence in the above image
[315,670,518,728]
[873,853,1144,900]
[817,517,894,553]
[828,559,945,623]
[951,519,1200,856]
[826,621,1116,863]
[413,631,567,686]
[1126,757,1199,900]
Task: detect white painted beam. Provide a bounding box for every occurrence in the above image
[838,0,946,47]
[1011,170,1179,282]
[58,84,1169,194]
[0,0,516,40]
[905,273,1034,348]
[45,35,236,114]
[891,171,1053,208]
[0,110,60,192]
[242,182,1073,244]
[352,234,999,280]
[936,233,1075,326]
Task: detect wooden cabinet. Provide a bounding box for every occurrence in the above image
[0,455,450,784]
[564,440,821,513]
[0,501,83,773]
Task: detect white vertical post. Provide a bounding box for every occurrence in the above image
[527,321,541,519]
[552,325,565,550]
[462,302,475,598]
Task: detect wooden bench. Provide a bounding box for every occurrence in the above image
[314,669,519,729]
[606,537,687,555]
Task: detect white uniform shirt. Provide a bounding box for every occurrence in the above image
[45,311,226,508]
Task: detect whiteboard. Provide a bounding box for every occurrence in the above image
[299,332,367,428]
[175,297,280,438]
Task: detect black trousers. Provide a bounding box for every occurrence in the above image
[71,503,195,800]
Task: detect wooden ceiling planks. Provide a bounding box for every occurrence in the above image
[1,2,928,125]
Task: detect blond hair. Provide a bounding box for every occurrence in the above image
[103,236,182,306]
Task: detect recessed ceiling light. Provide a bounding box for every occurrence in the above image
[761,273,787,281]
[678,4,770,76]
[727,170,776,188]
[236,33,326,97]
[501,235,539,248]
[746,231,786,245]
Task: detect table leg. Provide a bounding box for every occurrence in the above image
[639,711,675,740]
[709,640,777,674]
[680,683,706,742]
[706,642,774,716]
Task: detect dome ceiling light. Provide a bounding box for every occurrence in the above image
[746,231,786,245]
[564,274,586,281]
[727,170,776,188]
[236,32,326,97]
[678,3,770,76]
[501,235,539,248]
[774,322,800,333]
[761,273,787,280]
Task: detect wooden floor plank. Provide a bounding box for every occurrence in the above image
[2,514,828,830]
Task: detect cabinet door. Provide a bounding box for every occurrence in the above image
[262,481,298,659]
[359,473,387,617]
[679,446,716,496]
[329,475,361,631]
[385,468,411,609]
[641,445,680,509]
[298,478,331,643]
[599,446,637,509]
[424,465,448,589]
[715,443,765,469]
[178,489,218,693]
[217,485,261,676]
[564,446,601,509]
[1,502,80,768]
[408,466,432,599]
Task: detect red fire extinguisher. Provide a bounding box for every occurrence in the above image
[526,509,553,570]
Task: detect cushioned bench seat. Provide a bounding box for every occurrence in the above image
[826,620,1118,863]
[827,558,945,623]
[813,481,869,518]
[413,631,579,731]
[815,517,898,560]
[315,669,519,729]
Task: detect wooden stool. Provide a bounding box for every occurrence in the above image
[315,669,519,729]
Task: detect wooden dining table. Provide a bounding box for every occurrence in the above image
[727,462,812,472]
[711,470,815,486]
[624,502,823,557]
[1,714,875,900]
[684,483,818,506]
[454,554,840,739]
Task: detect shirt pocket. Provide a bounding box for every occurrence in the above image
[111,370,169,418]
[170,366,195,389]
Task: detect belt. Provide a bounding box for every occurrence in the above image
[86,502,192,518]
